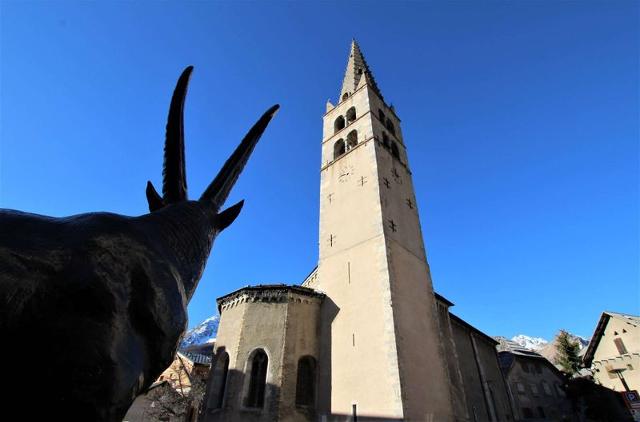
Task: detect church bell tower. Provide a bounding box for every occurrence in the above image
[315,40,456,421]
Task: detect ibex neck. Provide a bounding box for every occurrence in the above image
[142,202,215,302]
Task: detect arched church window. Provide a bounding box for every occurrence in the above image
[346,107,356,124]
[295,356,316,407]
[391,141,400,160]
[382,132,390,149]
[334,116,346,133]
[378,109,385,123]
[245,349,268,408]
[386,118,395,135]
[346,130,357,151]
[212,351,229,409]
[334,139,345,159]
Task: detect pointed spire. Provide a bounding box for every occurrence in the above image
[339,39,383,102]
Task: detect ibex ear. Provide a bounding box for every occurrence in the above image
[146,181,164,212]
[216,200,244,231]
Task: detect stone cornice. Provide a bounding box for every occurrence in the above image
[217,284,325,313]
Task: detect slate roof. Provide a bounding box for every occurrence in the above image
[182,352,211,365]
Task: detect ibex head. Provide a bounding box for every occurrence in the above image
[144,66,279,301]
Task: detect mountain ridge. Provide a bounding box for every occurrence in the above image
[180,315,219,350]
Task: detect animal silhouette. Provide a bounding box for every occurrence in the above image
[0,66,278,421]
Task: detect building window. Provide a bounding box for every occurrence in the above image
[346,107,356,124]
[614,338,628,354]
[522,407,533,419]
[212,352,229,408]
[245,349,268,408]
[391,141,400,159]
[347,130,358,150]
[382,132,390,149]
[334,116,346,133]
[378,109,385,122]
[295,356,316,407]
[530,384,539,397]
[342,93,349,101]
[516,383,525,394]
[334,139,345,159]
[542,381,552,396]
[386,118,395,135]
[537,407,546,418]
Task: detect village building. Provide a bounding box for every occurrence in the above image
[583,312,640,393]
[496,339,573,421]
[201,41,516,422]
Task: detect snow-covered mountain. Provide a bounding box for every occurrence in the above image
[496,332,591,367]
[180,315,219,350]
[571,335,590,349]
[511,334,549,350]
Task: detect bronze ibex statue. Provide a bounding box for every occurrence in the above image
[0,67,278,421]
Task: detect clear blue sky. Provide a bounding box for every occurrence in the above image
[1,1,638,341]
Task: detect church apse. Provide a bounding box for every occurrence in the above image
[202,285,324,422]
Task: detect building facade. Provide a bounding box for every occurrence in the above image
[583,312,640,393]
[201,41,514,422]
[496,341,573,421]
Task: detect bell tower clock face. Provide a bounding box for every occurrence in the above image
[338,164,354,183]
